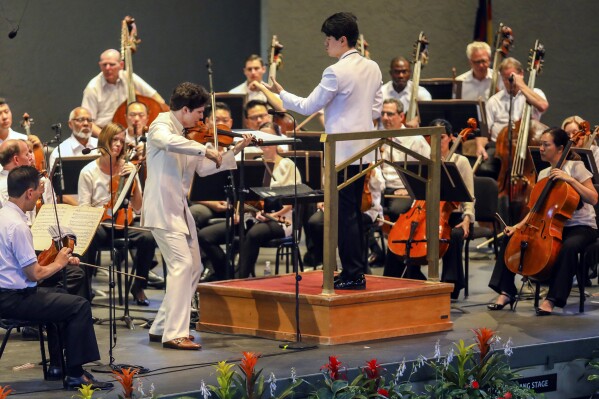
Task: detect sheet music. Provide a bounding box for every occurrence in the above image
[31,204,104,256]
[112,166,139,215]
[232,129,296,144]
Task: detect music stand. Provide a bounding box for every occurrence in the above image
[283,131,323,151]
[49,155,99,197]
[419,78,462,99]
[529,146,599,184]
[417,100,489,139]
[215,93,246,129]
[398,161,473,203]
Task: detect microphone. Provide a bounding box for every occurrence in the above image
[268,109,287,115]
[8,27,18,39]
[82,147,102,155]
[51,123,62,130]
[508,74,514,84]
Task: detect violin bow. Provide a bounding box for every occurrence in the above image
[206,59,218,149]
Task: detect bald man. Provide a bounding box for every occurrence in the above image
[82,49,165,136]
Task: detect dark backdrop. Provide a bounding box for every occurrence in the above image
[0,0,260,140]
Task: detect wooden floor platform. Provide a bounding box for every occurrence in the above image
[197,271,454,344]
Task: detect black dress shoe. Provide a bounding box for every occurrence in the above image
[487,294,515,311]
[64,373,114,390]
[47,365,63,381]
[147,271,165,289]
[333,274,366,290]
[131,287,150,306]
[535,307,552,316]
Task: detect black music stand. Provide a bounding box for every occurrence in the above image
[417,100,489,139]
[419,78,462,99]
[49,155,99,198]
[283,132,323,151]
[529,146,599,184]
[215,93,246,129]
[393,161,472,269]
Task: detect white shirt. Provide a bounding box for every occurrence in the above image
[0,201,38,289]
[229,81,270,103]
[381,131,431,189]
[280,49,383,164]
[381,80,432,114]
[485,88,547,141]
[364,166,385,223]
[268,157,302,236]
[456,68,504,101]
[141,111,237,235]
[48,134,98,172]
[538,160,596,229]
[82,70,157,128]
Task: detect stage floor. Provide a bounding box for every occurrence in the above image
[2,245,599,398]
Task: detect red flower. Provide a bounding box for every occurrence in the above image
[321,356,345,380]
[504,393,512,399]
[363,359,384,379]
[240,351,260,379]
[471,380,480,389]
[377,388,389,397]
[472,327,495,360]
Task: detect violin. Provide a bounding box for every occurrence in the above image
[112,16,168,128]
[495,40,546,223]
[38,231,76,266]
[504,130,584,280]
[387,119,478,262]
[185,122,262,147]
[489,23,514,96]
[20,113,46,172]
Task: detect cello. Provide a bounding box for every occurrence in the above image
[112,16,168,128]
[405,32,429,124]
[489,23,514,96]
[20,113,45,172]
[387,119,478,263]
[495,40,546,222]
[504,130,585,281]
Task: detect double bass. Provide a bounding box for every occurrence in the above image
[504,130,585,280]
[387,119,478,263]
[267,35,294,133]
[112,16,168,128]
[495,40,546,222]
[489,23,514,96]
[406,32,429,123]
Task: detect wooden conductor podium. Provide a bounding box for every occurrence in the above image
[197,126,454,345]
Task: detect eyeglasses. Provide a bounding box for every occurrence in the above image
[381,111,398,117]
[72,117,94,123]
[247,113,268,121]
[471,59,489,65]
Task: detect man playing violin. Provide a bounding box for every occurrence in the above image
[82,49,166,137]
[488,127,597,315]
[124,101,149,162]
[0,165,113,390]
[78,122,157,305]
[476,57,549,160]
[141,82,253,350]
[261,12,383,290]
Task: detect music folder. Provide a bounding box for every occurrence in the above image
[396,161,473,203]
[529,146,599,184]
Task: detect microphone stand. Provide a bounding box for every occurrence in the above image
[273,111,317,351]
[89,146,148,375]
[51,124,65,206]
[506,77,515,226]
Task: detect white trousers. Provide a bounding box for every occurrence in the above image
[148,221,202,342]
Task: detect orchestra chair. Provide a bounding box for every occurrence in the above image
[0,318,65,380]
[463,176,500,297]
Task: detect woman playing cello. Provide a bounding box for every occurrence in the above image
[488,127,598,315]
[78,122,157,305]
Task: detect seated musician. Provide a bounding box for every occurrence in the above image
[383,119,474,301]
[381,57,431,127]
[82,49,166,137]
[379,98,430,222]
[306,164,386,270]
[0,165,112,390]
[229,54,272,103]
[124,101,149,160]
[562,115,599,168]
[197,122,301,279]
[78,122,157,305]
[0,139,85,298]
[488,127,597,315]
[0,98,44,171]
[475,57,549,161]
[456,41,502,101]
[48,107,98,172]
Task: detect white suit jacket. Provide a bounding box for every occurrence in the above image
[141,111,236,235]
[280,49,383,164]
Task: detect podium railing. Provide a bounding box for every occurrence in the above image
[319,126,444,295]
